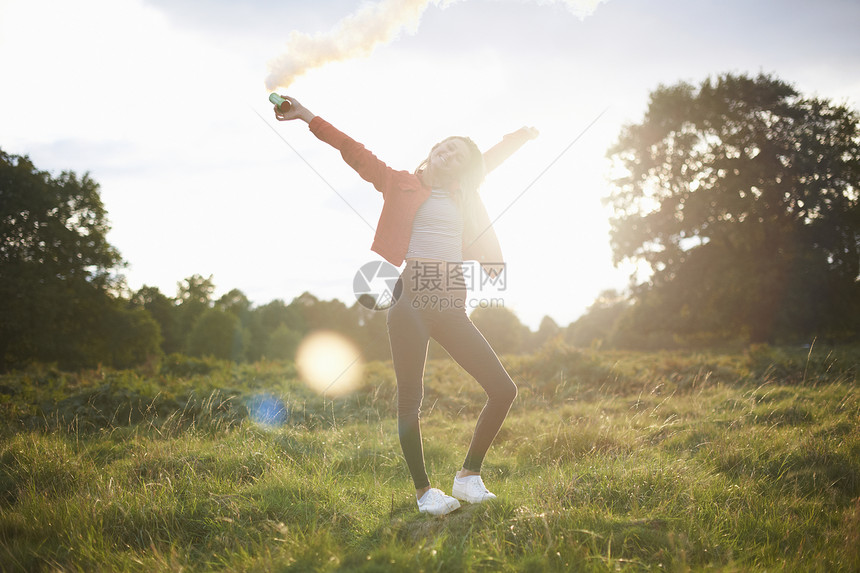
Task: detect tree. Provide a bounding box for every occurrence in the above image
[132,285,182,354]
[96,305,163,369]
[292,291,356,334]
[215,288,252,318]
[247,299,301,362]
[263,324,302,361]
[606,73,860,344]
[565,289,630,348]
[0,150,159,369]
[187,308,247,361]
[528,315,561,352]
[176,274,215,351]
[351,300,392,361]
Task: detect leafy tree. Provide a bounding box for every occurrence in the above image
[132,285,182,354]
[176,274,215,351]
[292,291,355,334]
[565,289,630,348]
[215,288,257,360]
[529,315,562,351]
[351,300,391,361]
[187,308,246,361]
[263,324,302,360]
[256,299,305,334]
[96,305,163,369]
[606,73,860,344]
[178,274,216,306]
[0,150,159,369]
[247,299,297,362]
[215,288,252,318]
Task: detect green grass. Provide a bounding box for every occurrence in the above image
[0,343,858,571]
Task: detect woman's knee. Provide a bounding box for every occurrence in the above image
[397,390,423,419]
[506,379,518,404]
[491,377,517,405]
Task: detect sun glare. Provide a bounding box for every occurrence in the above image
[295,330,364,397]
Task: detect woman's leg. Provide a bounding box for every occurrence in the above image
[431,310,517,474]
[387,298,432,490]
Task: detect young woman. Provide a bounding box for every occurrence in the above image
[274,96,537,515]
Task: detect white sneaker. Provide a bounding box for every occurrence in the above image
[452,474,497,503]
[417,488,461,516]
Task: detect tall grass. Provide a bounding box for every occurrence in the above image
[0,343,858,571]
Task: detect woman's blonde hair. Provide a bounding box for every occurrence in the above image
[415,136,486,233]
[415,136,485,190]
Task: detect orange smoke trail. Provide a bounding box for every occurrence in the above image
[264,0,610,91]
[264,0,436,91]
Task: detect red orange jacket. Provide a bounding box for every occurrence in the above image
[308,116,532,271]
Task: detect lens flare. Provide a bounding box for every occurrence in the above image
[246,393,289,427]
[295,330,364,397]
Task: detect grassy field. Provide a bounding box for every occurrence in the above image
[0,342,858,571]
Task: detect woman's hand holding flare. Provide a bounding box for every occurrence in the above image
[273,95,316,124]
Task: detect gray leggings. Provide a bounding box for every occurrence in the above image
[386,261,517,489]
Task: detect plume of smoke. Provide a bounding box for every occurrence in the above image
[264,0,609,91]
[265,0,437,90]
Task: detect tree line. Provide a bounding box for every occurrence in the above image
[0,149,555,371]
[131,276,561,367]
[2,72,858,371]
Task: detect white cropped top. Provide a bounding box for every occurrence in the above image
[405,189,463,262]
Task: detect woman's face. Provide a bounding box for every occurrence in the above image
[428,137,471,182]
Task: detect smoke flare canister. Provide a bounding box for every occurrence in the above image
[269,93,291,113]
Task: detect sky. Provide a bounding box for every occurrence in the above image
[2,0,860,331]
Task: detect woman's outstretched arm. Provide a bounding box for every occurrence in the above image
[272,95,401,196]
[482,126,539,175]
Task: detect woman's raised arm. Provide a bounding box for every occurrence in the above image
[482,126,539,175]
[273,95,401,196]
